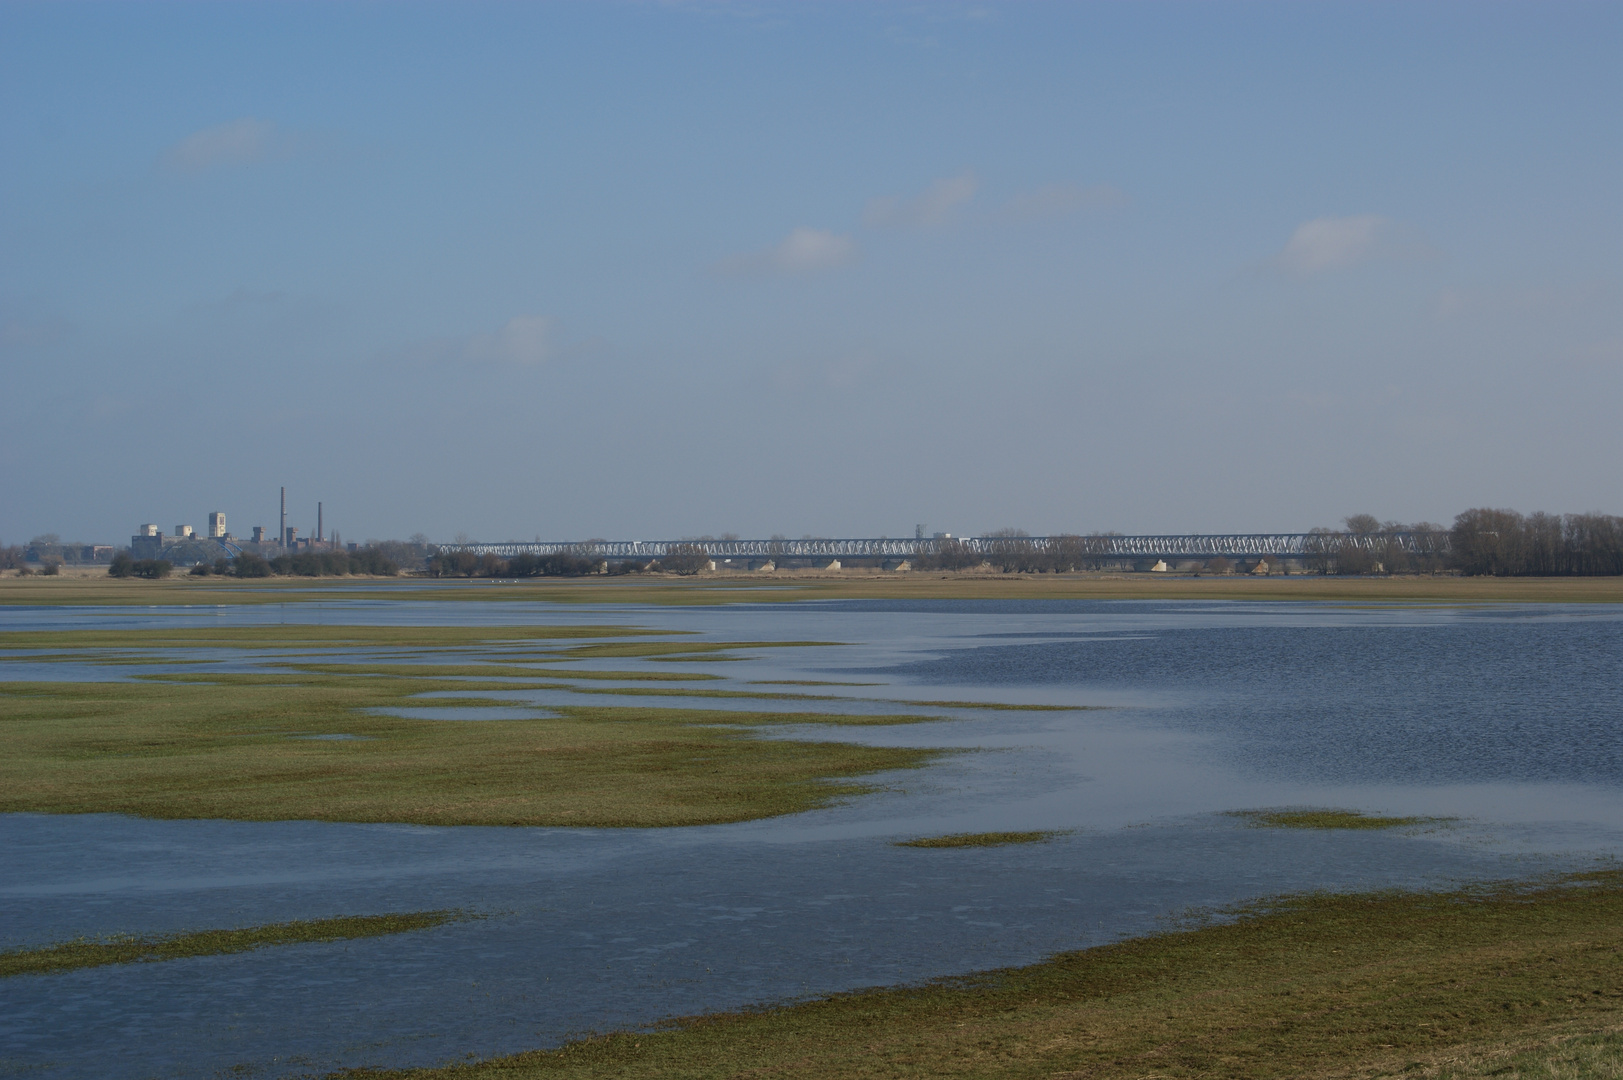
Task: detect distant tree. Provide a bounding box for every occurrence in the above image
[347,547,400,576]
[659,543,711,575]
[1205,556,1233,575]
[1446,508,1623,576]
[0,544,24,571]
[507,552,595,577]
[426,550,482,577]
[1565,513,1623,576]
[26,534,64,565]
[984,529,1040,573]
[133,559,172,579]
[1046,534,1088,573]
[108,552,135,578]
[232,551,273,578]
[1523,512,1565,576]
[369,539,428,572]
[1450,508,1526,576]
[914,539,981,571]
[1304,528,1340,575]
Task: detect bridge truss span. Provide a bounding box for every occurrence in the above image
[447,532,1451,561]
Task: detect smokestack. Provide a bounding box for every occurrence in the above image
[280,487,287,548]
[318,502,323,544]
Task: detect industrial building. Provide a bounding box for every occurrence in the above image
[124,489,339,565]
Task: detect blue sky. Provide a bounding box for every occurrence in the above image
[2,1,1619,544]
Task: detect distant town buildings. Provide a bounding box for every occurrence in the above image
[122,490,337,565]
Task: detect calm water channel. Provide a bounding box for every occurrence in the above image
[3,595,1622,1078]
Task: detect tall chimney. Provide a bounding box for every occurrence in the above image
[280,487,287,547]
[318,502,323,544]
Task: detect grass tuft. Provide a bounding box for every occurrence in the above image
[1229,807,1454,830]
[895,830,1062,848]
[1,911,465,978]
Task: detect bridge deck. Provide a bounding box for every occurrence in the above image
[446,533,1450,560]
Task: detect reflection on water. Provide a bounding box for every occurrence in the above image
[3,596,1622,1078]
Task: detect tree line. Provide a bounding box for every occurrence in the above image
[1448,509,1623,576]
[914,510,1623,576]
[424,543,723,578]
[108,547,401,579]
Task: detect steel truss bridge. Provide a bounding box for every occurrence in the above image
[447,532,1450,561]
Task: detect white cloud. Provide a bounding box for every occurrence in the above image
[462,315,553,365]
[713,227,859,277]
[1275,214,1389,274]
[162,118,285,173]
[863,172,978,229]
[1001,183,1128,221]
[392,314,568,369]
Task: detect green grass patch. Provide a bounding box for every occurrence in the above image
[0,672,938,827]
[0,624,670,652]
[1,911,465,979]
[906,699,1093,712]
[1229,807,1453,830]
[750,680,884,687]
[895,830,1062,848]
[550,640,838,660]
[339,870,1623,1080]
[284,663,722,682]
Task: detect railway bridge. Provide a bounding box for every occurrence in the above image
[446,532,1450,562]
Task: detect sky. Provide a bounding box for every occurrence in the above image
[2,1,1619,545]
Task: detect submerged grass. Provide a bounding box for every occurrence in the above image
[0,669,939,827]
[906,699,1092,712]
[750,680,884,687]
[344,871,1623,1080]
[1231,807,1454,830]
[283,663,722,682]
[0,624,669,652]
[1,911,464,978]
[895,830,1062,848]
[548,640,839,660]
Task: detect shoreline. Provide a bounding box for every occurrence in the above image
[346,869,1623,1080]
[4,571,1623,605]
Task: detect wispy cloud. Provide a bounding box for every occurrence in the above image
[1274,214,1389,274]
[162,118,288,173]
[1000,182,1127,221]
[713,227,859,277]
[863,172,978,229]
[462,315,554,365]
[394,315,558,369]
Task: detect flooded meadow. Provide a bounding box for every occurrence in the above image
[3,589,1622,1078]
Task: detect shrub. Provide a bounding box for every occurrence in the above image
[232,552,273,578]
[108,552,135,578]
[660,543,711,575]
[426,550,481,577]
[914,539,981,571]
[347,547,399,576]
